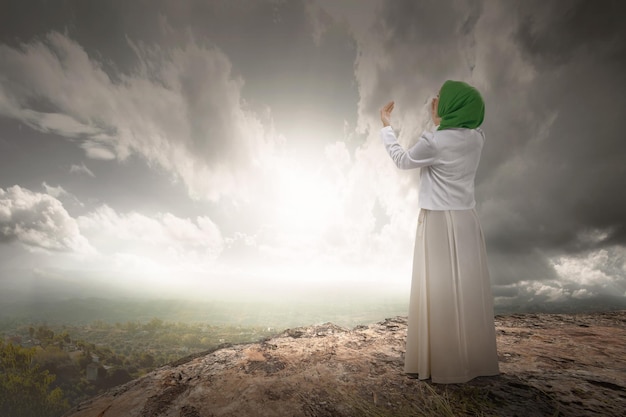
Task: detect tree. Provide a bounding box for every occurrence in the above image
[57,331,71,344]
[34,346,71,374]
[36,325,55,342]
[0,341,69,417]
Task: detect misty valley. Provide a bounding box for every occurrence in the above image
[0,296,409,416]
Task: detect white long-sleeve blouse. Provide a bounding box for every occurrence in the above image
[380,125,485,210]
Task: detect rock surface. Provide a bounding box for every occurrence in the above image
[63,311,626,417]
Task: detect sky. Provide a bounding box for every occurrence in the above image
[1,0,625,312]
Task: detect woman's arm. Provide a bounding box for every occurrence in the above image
[380,127,438,169]
[379,101,438,169]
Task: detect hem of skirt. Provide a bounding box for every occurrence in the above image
[430,370,500,384]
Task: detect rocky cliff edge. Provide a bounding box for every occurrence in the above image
[63,311,626,417]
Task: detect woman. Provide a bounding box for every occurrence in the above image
[379,80,499,384]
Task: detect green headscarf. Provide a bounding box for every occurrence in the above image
[437,80,485,130]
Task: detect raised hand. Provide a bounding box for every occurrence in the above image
[380,101,394,127]
[431,97,441,126]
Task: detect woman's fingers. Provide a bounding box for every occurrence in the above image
[381,101,394,117]
[380,101,394,127]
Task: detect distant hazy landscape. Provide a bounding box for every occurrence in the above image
[0,279,408,416]
[2,286,626,332]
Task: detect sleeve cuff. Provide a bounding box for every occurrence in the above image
[379,125,396,143]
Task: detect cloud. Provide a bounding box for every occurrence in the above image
[471,1,626,290]
[70,163,95,177]
[0,182,224,274]
[0,185,92,253]
[79,142,116,161]
[77,205,224,266]
[491,246,626,307]
[513,0,625,69]
[553,247,626,290]
[42,182,68,198]
[0,31,277,202]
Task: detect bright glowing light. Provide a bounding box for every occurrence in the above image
[272,158,340,235]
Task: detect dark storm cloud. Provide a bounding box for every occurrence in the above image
[483,3,626,293]
[0,29,273,201]
[514,0,626,68]
[357,0,483,124]
[0,0,358,147]
[0,0,359,200]
[163,0,360,151]
[383,0,482,43]
[0,0,138,75]
[479,0,626,256]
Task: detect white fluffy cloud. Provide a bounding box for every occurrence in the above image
[78,205,223,268]
[0,185,92,253]
[553,248,626,290]
[0,183,224,267]
[492,247,626,306]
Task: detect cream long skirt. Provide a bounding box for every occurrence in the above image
[404,209,500,384]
